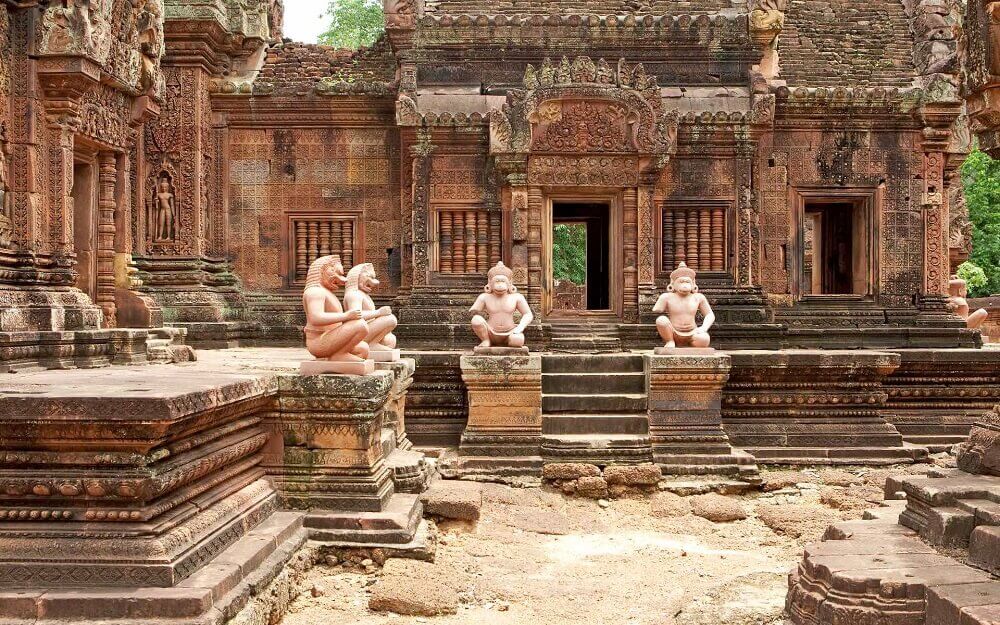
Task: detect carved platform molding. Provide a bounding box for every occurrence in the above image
[0,369,276,588]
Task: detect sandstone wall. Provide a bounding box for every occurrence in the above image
[227,126,402,293]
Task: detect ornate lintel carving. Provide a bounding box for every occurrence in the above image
[489,56,678,162]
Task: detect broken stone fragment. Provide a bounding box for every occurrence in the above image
[688,493,747,522]
[542,463,601,480]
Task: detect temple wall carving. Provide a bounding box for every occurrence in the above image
[757,128,925,307]
[226,128,400,292]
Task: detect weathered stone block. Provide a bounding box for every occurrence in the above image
[645,352,757,477]
[542,462,601,480]
[269,371,395,512]
[454,354,543,476]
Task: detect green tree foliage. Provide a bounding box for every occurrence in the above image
[961,148,1000,297]
[319,0,385,49]
[553,224,587,285]
[958,261,989,293]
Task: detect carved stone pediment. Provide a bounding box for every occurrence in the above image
[489,56,678,159]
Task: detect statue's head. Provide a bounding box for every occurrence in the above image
[346,263,378,294]
[305,255,346,291]
[668,262,698,295]
[949,275,968,298]
[157,175,171,192]
[485,261,516,295]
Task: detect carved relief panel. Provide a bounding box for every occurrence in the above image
[227,127,397,292]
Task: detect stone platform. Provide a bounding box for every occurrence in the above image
[787,407,1000,625]
[0,347,429,623]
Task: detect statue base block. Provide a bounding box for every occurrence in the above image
[371,348,401,362]
[473,346,530,355]
[645,352,758,478]
[300,359,375,376]
[654,347,717,355]
[455,354,543,476]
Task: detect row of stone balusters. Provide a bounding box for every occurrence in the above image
[438,209,502,274]
[661,206,726,272]
[294,218,355,281]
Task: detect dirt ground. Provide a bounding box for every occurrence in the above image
[280,464,939,625]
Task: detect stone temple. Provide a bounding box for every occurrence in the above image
[1,0,1000,623]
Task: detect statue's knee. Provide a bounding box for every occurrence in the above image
[386,314,398,327]
[472,315,487,328]
[508,333,525,347]
[692,332,711,348]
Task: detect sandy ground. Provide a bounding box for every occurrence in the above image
[280,464,940,625]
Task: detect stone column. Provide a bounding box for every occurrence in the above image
[526,185,543,313]
[645,352,757,477]
[455,354,543,476]
[410,130,433,289]
[623,186,639,322]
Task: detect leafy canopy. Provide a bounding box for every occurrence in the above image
[319,0,385,49]
[961,148,1000,297]
[553,224,588,285]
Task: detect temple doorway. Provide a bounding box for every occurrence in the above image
[550,202,611,313]
[801,199,872,296]
[72,159,98,302]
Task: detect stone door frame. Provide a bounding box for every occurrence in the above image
[541,188,624,320]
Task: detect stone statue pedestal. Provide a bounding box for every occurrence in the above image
[371,348,401,362]
[300,358,375,376]
[654,347,717,356]
[644,352,758,477]
[452,354,543,476]
[271,371,424,544]
[474,345,530,356]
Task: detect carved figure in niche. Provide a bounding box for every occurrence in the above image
[654,262,715,349]
[301,255,373,375]
[152,173,176,242]
[948,275,989,330]
[471,262,533,351]
[343,263,399,361]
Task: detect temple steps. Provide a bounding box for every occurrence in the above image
[541,353,651,465]
[543,413,649,435]
[547,321,623,352]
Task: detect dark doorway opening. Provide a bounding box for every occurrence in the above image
[802,200,870,296]
[552,202,610,311]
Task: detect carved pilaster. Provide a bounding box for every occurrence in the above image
[410,129,433,288]
[638,182,656,290]
[526,185,543,314]
[922,151,948,299]
[623,186,638,322]
[96,152,117,327]
[735,139,757,287]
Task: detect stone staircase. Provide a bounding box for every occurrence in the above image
[547,320,622,352]
[541,353,652,465]
[146,327,197,363]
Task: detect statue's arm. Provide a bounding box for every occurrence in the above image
[514,294,533,333]
[470,293,487,314]
[652,293,669,314]
[345,292,382,320]
[698,294,716,332]
[305,292,359,325]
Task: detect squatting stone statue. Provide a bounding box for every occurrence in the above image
[344,262,399,361]
[471,261,533,351]
[654,262,715,349]
[301,254,373,375]
[948,275,989,330]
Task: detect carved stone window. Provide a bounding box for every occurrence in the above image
[433,208,501,274]
[285,213,361,287]
[660,202,729,273]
